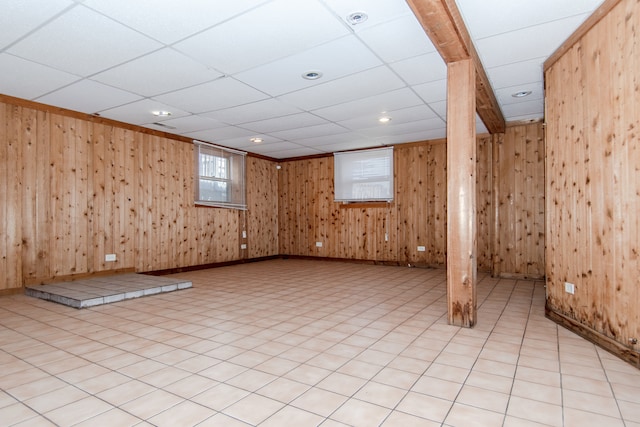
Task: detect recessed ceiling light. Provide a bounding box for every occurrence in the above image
[347,11,368,25]
[250,137,263,144]
[511,90,532,98]
[152,110,172,117]
[302,70,323,80]
[378,116,392,123]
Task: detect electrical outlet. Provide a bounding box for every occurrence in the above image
[385,233,389,242]
[105,254,116,262]
[242,230,247,238]
[417,246,426,252]
[316,242,323,248]
[240,243,247,250]
[564,282,575,294]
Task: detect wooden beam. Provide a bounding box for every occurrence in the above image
[406,0,506,134]
[446,58,477,327]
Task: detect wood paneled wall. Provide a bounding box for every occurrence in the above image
[278,124,545,277]
[545,0,639,360]
[0,98,279,291]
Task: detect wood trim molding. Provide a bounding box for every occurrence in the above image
[546,304,639,369]
[406,0,506,134]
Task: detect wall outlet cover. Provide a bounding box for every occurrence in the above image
[316,242,323,247]
[417,246,426,252]
[105,254,116,262]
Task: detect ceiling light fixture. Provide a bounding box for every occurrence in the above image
[302,70,323,80]
[379,116,392,124]
[347,11,368,25]
[152,110,172,117]
[511,90,532,98]
[250,137,263,144]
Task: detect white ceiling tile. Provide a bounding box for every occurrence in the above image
[358,14,436,63]
[96,99,190,125]
[496,82,544,107]
[242,113,328,134]
[375,127,447,145]
[240,141,306,154]
[82,0,267,44]
[475,14,594,69]
[151,115,228,134]
[91,49,223,97]
[390,52,447,85]
[269,123,349,141]
[486,57,545,90]
[338,104,438,131]
[35,80,142,114]
[321,0,413,31]
[312,88,423,122]
[278,66,406,111]
[186,126,257,145]
[8,6,161,76]
[267,146,324,159]
[357,117,446,138]
[457,0,604,40]
[234,35,382,96]
[202,99,302,125]
[0,54,80,100]
[307,138,377,153]
[476,115,489,134]
[296,133,369,148]
[501,100,544,121]
[0,0,73,49]
[413,79,448,104]
[221,135,284,150]
[153,78,269,114]
[173,0,349,74]
[429,100,447,120]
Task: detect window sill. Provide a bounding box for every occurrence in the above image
[338,202,393,209]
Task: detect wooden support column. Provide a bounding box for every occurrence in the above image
[447,58,477,327]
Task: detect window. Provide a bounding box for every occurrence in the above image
[334,147,394,202]
[194,141,246,210]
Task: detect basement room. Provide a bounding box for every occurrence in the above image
[0,0,638,426]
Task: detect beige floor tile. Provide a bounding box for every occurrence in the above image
[291,388,349,417]
[444,402,505,427]
[456,384,509,413]
[563,408,625,427]
[507,396,563,427]
[44,396,113,426]
[0,261,637,427]
[261,405,325,427]
[0,402,40,426]
[96,380,156,407]
[73,408,143,427]
[222,393,285,425]
[330,398,391,426]
[411,375,463,401]
[226,369,277,392]
[191,383,250,411]
[147,400,213,427]
[396,391,453,423]
[381,410,441,426]
[256,377,311,403]
[353,382,407,409]
[24,385,90,413]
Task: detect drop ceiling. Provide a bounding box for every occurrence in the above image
[0,0,603,159]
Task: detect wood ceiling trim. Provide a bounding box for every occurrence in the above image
[406,0,506,134]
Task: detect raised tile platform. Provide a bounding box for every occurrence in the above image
[25,273,192,309]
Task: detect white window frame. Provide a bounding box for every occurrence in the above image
[194,141,247,210]
[334,147,394,203]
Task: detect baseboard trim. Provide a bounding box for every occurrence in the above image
[546,303,639,369]
[143,255,281,276]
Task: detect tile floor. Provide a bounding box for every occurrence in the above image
[0,259,638,427]
[25,274,192,309]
